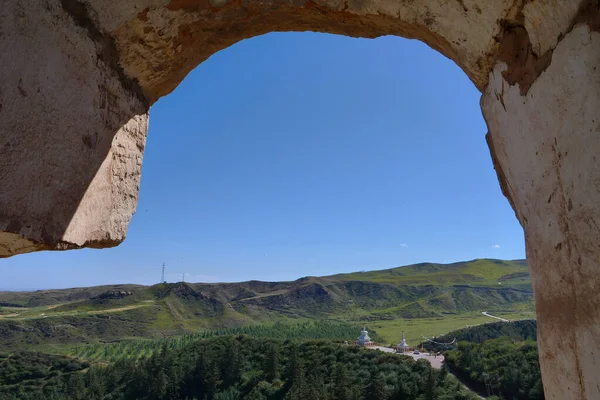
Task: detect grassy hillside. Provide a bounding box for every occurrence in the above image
[326,259,529,286]
[0,259,534,350]
[0,284,146,307]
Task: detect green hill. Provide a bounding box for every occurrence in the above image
[0,259,534,350]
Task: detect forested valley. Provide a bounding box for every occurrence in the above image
[68,321,370,362]
[0,260,542,399]
[424,320,542,399]
[445,338,543,399]
[0,320,544,400]
[2,336,476,400]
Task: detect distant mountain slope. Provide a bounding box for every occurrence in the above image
[0,259,530,304]
[323,258,529,286]
[0,259,533,349]
[0,284,146,307]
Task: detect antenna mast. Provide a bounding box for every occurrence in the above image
[161,262,165,283]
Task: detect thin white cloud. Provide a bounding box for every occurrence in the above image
[399,243,408,247]
[492,244,501,249]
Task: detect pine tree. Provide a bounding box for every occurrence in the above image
[205,356,221,400]
[391,381,408,400]
[152,369,169,400]
[246,386,267,400]
[438,364,448,383]
[365,373,387,400]
[304,373,328,400]
[65,374,86,400]
[332,363,351,400]
[222,340,242,387]
[424,368,437,400]
[265,345,279,382]
[283,345,300,393]
[284,366,304,400]
[215,387,242,400]
[86,369,105,400]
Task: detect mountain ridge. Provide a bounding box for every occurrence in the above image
[0,258,529,300]
[0,258,533,349]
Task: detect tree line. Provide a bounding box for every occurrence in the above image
[2,335,477,400]
[417,319,543,399]
[422,319,537,353]
[68,321,378,362]
[444,337,543,399]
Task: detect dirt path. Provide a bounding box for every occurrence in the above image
[0,303,151,320]
[87,304,148,315]
[482,311,510,322]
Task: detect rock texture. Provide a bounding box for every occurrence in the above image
[482,20,600,400]
[1,0,527,255]
[1,0,599,398]
[0,0,148,256]
[106,0,511,102]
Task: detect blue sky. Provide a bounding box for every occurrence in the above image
[1,32,525,290]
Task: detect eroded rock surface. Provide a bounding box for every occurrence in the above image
[1,0,522,256]
[1,0,575,258]
[0,0,148,256]
[1,0,599,398]
[105,0,512,102]
[483,21,600,399]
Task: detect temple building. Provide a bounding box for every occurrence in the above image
[397,331,410,353]
[356,326,374,347]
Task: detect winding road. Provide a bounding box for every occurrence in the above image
[482,312,510,322]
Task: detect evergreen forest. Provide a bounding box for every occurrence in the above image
[1,336,477,400]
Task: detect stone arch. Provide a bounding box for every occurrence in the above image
[0,0,599,398]
[113,0,496,102]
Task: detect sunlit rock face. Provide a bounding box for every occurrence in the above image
[0,0,148,257]
[1,0,599,398]
[482,21,600,400]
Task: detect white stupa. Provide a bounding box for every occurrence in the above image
[397,331,410,353]
[357,326,373,347]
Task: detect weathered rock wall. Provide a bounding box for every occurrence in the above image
[101,0,512,102]
[0,0,148,256]
[1,0,599,398]
[1,0,525,255]
[482,19,600,399]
